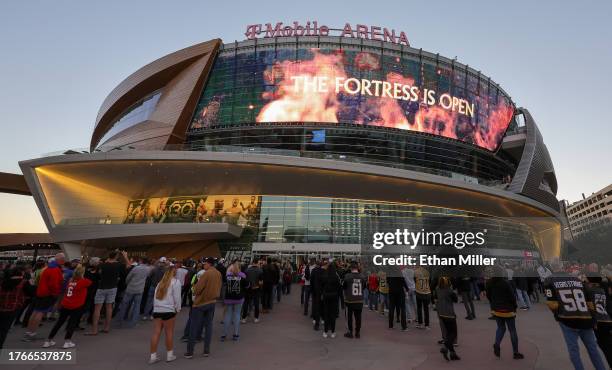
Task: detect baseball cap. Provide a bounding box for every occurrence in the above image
[203,257,215,264]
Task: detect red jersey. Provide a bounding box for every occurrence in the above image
[368,274,379,291]
[61,278,92,309]
[36,265,63,298]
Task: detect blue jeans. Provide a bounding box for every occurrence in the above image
[368,291,378,310]
[187,303,215,355]
[114,292,141,328]
[223,303,243,337]
[516,289,530,308]
[379,292,388,312]
[405,290,417,320]
[558,322,607,370]
[495,316,519,353]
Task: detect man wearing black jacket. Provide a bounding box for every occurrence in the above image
[387,274,408,330]
[303,258,315,316]
[310,259,325,331]
[261,258,275,312]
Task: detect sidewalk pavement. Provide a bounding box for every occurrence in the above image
[3,291,604,370]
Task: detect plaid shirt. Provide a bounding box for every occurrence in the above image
[0,281,26,312]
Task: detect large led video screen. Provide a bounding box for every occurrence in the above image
[190,47,514,151]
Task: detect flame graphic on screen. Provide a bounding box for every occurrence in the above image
[257,51,346,123]
[256,50,514,151]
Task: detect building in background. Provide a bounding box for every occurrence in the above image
[564,184,612,237]
[4,28,563,262]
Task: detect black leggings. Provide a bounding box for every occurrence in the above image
[416,293,430,326]
[323,296,338,333]
[439,317,458,352]
[48,307,84,340]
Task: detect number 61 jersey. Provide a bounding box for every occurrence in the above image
[544,273,593,329]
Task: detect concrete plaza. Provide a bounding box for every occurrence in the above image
[3,290,604,370]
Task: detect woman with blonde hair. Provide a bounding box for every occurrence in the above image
[222,260,249,341]
[149,266,181,364]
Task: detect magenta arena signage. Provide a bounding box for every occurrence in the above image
[245,21,410,46]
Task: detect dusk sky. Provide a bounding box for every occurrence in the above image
[0,0,610,232]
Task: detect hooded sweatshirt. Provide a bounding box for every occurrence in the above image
[37,261,63,297]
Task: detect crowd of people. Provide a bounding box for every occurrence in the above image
[296,257,612,368]
[0,253,610,369]
[0,252,295,364]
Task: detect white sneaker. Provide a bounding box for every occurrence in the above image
[166,354,176,362]
[63,341,75,349]
[330,332,336,338]
[322,332,328,338]
[148,354,160,364]
[254,318,260,323]
[42,340,55,348]
[240,319,247,324]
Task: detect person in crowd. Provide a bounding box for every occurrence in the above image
[282,262,292,295]
[242,258,262,324]
[387,272,408,331]
[180,261,206,342]
[112,256,131,318]
[435,276,460,361]
[261,258,275,313]
[43,265,91,349]
[487,265,524,360]
[222,260,248,341]
[174,261,189,305]
[11,262,31,327]
[458,276,476,320]
[367,270,379,311]
[378,270,389,315]
[310,259,325,331]
[24,253,65,341]
[401,266,417,324]
[115,257,150,328]
[584,272,612,367]
[298,262,306,304]
[149,265,181,364]
[515,267,531,310]
[303,258,316,317]
[414,265,431,329]
[178,261,193,307]
[185,257,222,358]
[143,257,168,320]
[84,257,100,325]
[0,266,26,348]
[18,261,41,328]
[544,260,606,370]
[273,259,282,304]
[321,259,340,338]
[86,250,128,336]
[343,261,365,339]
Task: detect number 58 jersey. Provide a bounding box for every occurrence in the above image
[544,273,593,328]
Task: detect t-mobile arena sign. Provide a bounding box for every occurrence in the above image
[245,21,410,46]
